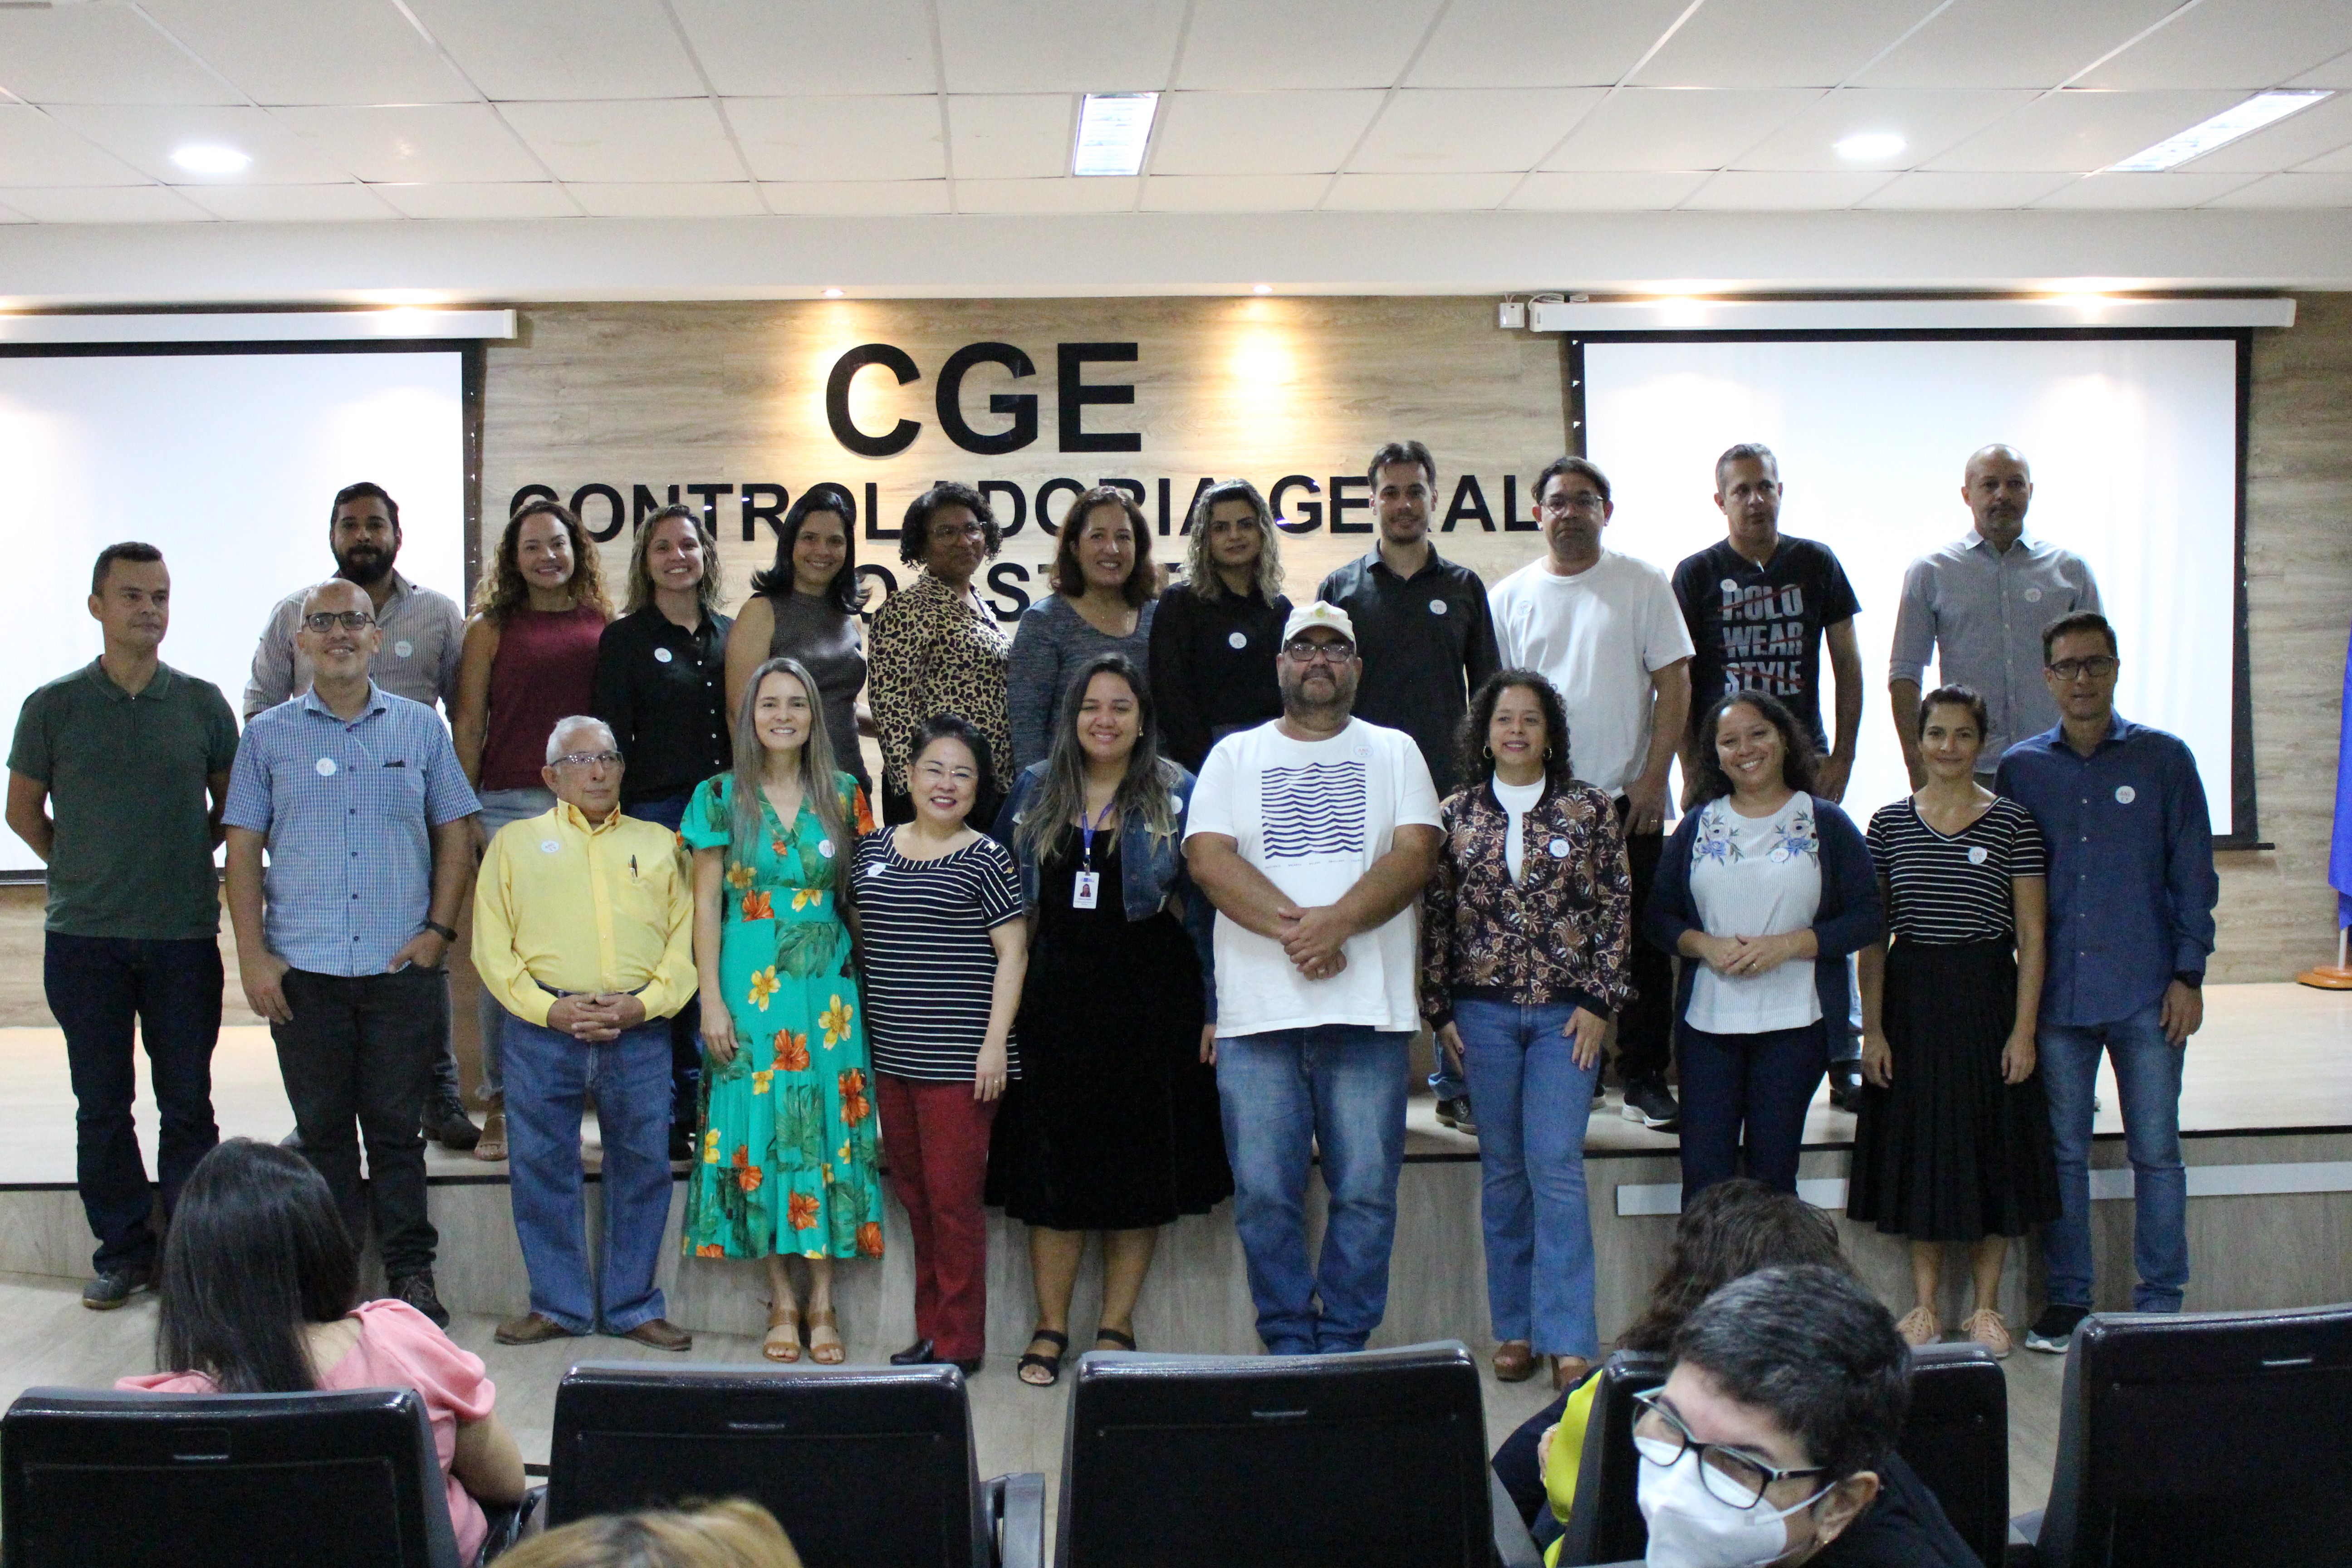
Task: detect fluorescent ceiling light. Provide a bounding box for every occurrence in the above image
[1073,93,1157,177]
[1834,132,1905,160]
[2107,90,2331,172]
[169,144,251,174]
[821,287,844,298]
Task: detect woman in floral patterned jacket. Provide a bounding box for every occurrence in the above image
[1421,669,1633,1392]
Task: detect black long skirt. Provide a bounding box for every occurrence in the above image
[1846,939,2061,1242]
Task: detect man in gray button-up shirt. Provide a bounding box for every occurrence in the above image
[1888,445,2101,786]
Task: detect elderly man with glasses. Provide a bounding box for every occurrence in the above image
[473,715,696,1351]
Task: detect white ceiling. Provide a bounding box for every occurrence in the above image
[3,0,2352,228]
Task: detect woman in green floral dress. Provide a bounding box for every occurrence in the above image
[682,656,883,1363]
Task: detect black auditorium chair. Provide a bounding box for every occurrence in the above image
[1902,1342,2009,1568]
[1055,1340,1539,1568]
[2,1386,463,1568]
[1555,1350,1668,1567]
[548,1361,1043,1568]
[2017,1303,2352,1568]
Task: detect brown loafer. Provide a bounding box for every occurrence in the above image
[495,1311,584,1346]
[1492,1339,1537,1382]
[620,1317,693,1352]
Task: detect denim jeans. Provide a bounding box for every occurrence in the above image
[1677,1022,1827,1196]
[472,786,557,1101]
[623,789,702,1130]
[44,933,222,1274]
[1217,1024,1411,1353]
[2040,1002,2187,1312]
[1455,1000,1602,1359]
[501,1010,675,1334]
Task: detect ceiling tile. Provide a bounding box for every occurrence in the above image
[1730,89,2034,171]
[726,96,944,182]
[1854,0,2182,89]
[953,176,1140,212]
[1407,0,1691,88]
[568,181,764,216]
[2294,133,2352,171]
[935,0,1184,93]
[0,106,148,187]
[271,105,547,184]
[2030,171,2261,206]
[946,95,1071,181]
[1349,88,1606,173]
[180,183,398,221]
[40,104,363,185]
[1924,89,2247,172]
[500,99,744,182]
[1678,170,1893,208]
[2179,91,2352,172]
[1503,171,1710,208]
[671,0,936,96]
[1152,91,1387,176]
[0,186,212,222]
[400,0,703,100]
[1320,171,1519,209]
[136,0,476,106]
[1177,0,1442,90]
[2077,0,2352,90]
[1855,170,2078,207]
[2206,171,2352,205]
[0,200,31,224]
[1138,173,1329,210]
[370,181,578,218]
[1631,0,1943,88]
[0,7,241,106]
[1539,88,1823,171]
[2290,49,2352,88]
[760,179,950,213]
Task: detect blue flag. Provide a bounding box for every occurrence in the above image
[2333,617,2352,929]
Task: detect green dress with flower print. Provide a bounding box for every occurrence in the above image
[680,771,884,1262]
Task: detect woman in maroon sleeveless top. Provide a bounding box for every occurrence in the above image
[452,499,612,1160]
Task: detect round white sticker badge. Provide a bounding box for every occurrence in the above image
[2115,785,2136,805]
[1720,578,1738,595]
[314,757,337,778]
[1968,845,1990,866]
[393,639,414,658]
[654,647,675,664]
[1429,598,1448,616]
[540,840,561,854]
[818,839,835,859]
[1227,631,1249,650]
[2024,588,2043,604]
[1548,838,1571,859]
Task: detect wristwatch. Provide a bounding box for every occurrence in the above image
[424,920,458,943]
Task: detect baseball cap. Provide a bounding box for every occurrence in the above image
[1281,602,1355,646]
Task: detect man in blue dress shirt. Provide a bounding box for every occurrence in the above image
[1995,611,2217,1351]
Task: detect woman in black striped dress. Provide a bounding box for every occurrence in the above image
[1848,684,2059,1358]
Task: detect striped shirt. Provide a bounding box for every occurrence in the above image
[1866,795,2046,946]
[851,828,1024,1083]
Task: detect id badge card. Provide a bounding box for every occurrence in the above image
[1073,870,1101,909]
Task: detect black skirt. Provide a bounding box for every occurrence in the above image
[1846,939,2061,1242]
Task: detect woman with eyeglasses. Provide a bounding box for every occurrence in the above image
[725,483,874,803]
[853,715,1027,1374]
[867,484,1013,828]
[1148,478,1292,773]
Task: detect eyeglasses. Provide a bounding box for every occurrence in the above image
[301,611,377,633]
[1539,490,1608,514]
[1282,638,1355,665]
[2046,656,2119,681]
[929,521,986,542]
[1631,1391,1828,1509]
[913,760,977,784]
[552,750,622,769]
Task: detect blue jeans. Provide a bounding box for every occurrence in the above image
[473,786,557,1101]
[501,1010,675,1333]
[1218,1025,1411,1353]
[2040,1003,2187,1312]
[1455,1000,1601,1359]
[1677,1022,1827,1196]
[623,790,702,1129]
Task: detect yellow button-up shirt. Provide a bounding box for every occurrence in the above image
[472,800,695,1029]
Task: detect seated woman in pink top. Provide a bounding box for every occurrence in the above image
[118,1139,528,1564]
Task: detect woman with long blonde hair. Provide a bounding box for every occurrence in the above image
[1147,478,1291,771]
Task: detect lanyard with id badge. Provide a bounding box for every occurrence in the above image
[1073,799,1116,910]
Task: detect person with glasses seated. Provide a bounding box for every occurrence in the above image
[1636,1263,1975,1567]
[868,484,1014,828]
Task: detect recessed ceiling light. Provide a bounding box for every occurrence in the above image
[2107,90,2332,172]
[1073,92,1158,178]
[170,144,250,175]
[1251,284,1272,295]
[821,287,844,298]
[1834,132,1906,161]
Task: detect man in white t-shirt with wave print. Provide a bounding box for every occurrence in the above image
[1186,602,1442,1355]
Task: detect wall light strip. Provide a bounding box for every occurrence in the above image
[1073,92,1158,177]
[2107,90,2332,172]
[0,309,519,344]
[1527,297,2296,333]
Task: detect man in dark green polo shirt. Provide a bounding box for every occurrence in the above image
[6,542,239,1309]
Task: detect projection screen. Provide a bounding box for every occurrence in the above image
[1576,333,2247,840]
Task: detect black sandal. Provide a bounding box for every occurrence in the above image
[1094,1326,1138,1352]
[1017,1329,1070,1386]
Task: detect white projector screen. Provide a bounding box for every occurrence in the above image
[0,347,468,875]
[1579,334,2243,838]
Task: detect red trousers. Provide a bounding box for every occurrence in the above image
[876,1072,998,1362]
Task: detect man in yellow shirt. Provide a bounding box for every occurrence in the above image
[475,715,695,1350]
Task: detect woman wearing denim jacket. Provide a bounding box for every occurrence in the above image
[986,652,1230,1386]
[1422,670,1633,1392]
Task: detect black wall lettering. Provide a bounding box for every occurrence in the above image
[935,342,1039,456]
[508,484,558,515]
[740,483,787,542]
[1503,473,1539,531]
[685,481,731,529]
[854,563,896,618]
[985,561,1032,622]
[1182,476,1217,533]
[1157,477,1172,537]
[1270,474,1321,534]
[1443,474,1493,533]
[632,484,677,527]
[1035,477,1086,535]
[1328,474,1372,534]
[1056,342,1142,453]
[863,481,897,542]
[570,483,625,543]
[1099,478,1145,518]
[826,344,922,458]
[980,480,1027,537]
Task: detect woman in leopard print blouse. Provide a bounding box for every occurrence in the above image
[868,482,1014,826]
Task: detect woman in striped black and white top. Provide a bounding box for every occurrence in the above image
[1848,684,2059,1360]
[852,713,1026,1375]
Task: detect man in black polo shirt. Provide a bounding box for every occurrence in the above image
[7,543,239,1309]
[1319,440,1500,1130]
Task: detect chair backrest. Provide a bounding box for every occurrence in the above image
[1055,1341,1493,1568]
[2,1385,459,1568]
[1557,1351,1668,1567]
[2037,1304,2352,1568]
[1898,1342,2008,1567]
[549,1361,990,1568]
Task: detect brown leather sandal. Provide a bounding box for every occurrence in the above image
[1492,1340,1537,1382]
[762,1302,802,1363]
[806,1308,846,1365]
[471,1101,507,1163]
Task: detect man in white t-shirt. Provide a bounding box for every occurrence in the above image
[1489,455,1694,1133]
[1186,602,1443,1355]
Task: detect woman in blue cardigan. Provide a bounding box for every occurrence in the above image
[1646,690,1882,1196]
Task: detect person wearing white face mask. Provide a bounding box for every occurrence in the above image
[1635,1264,1975,1568]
